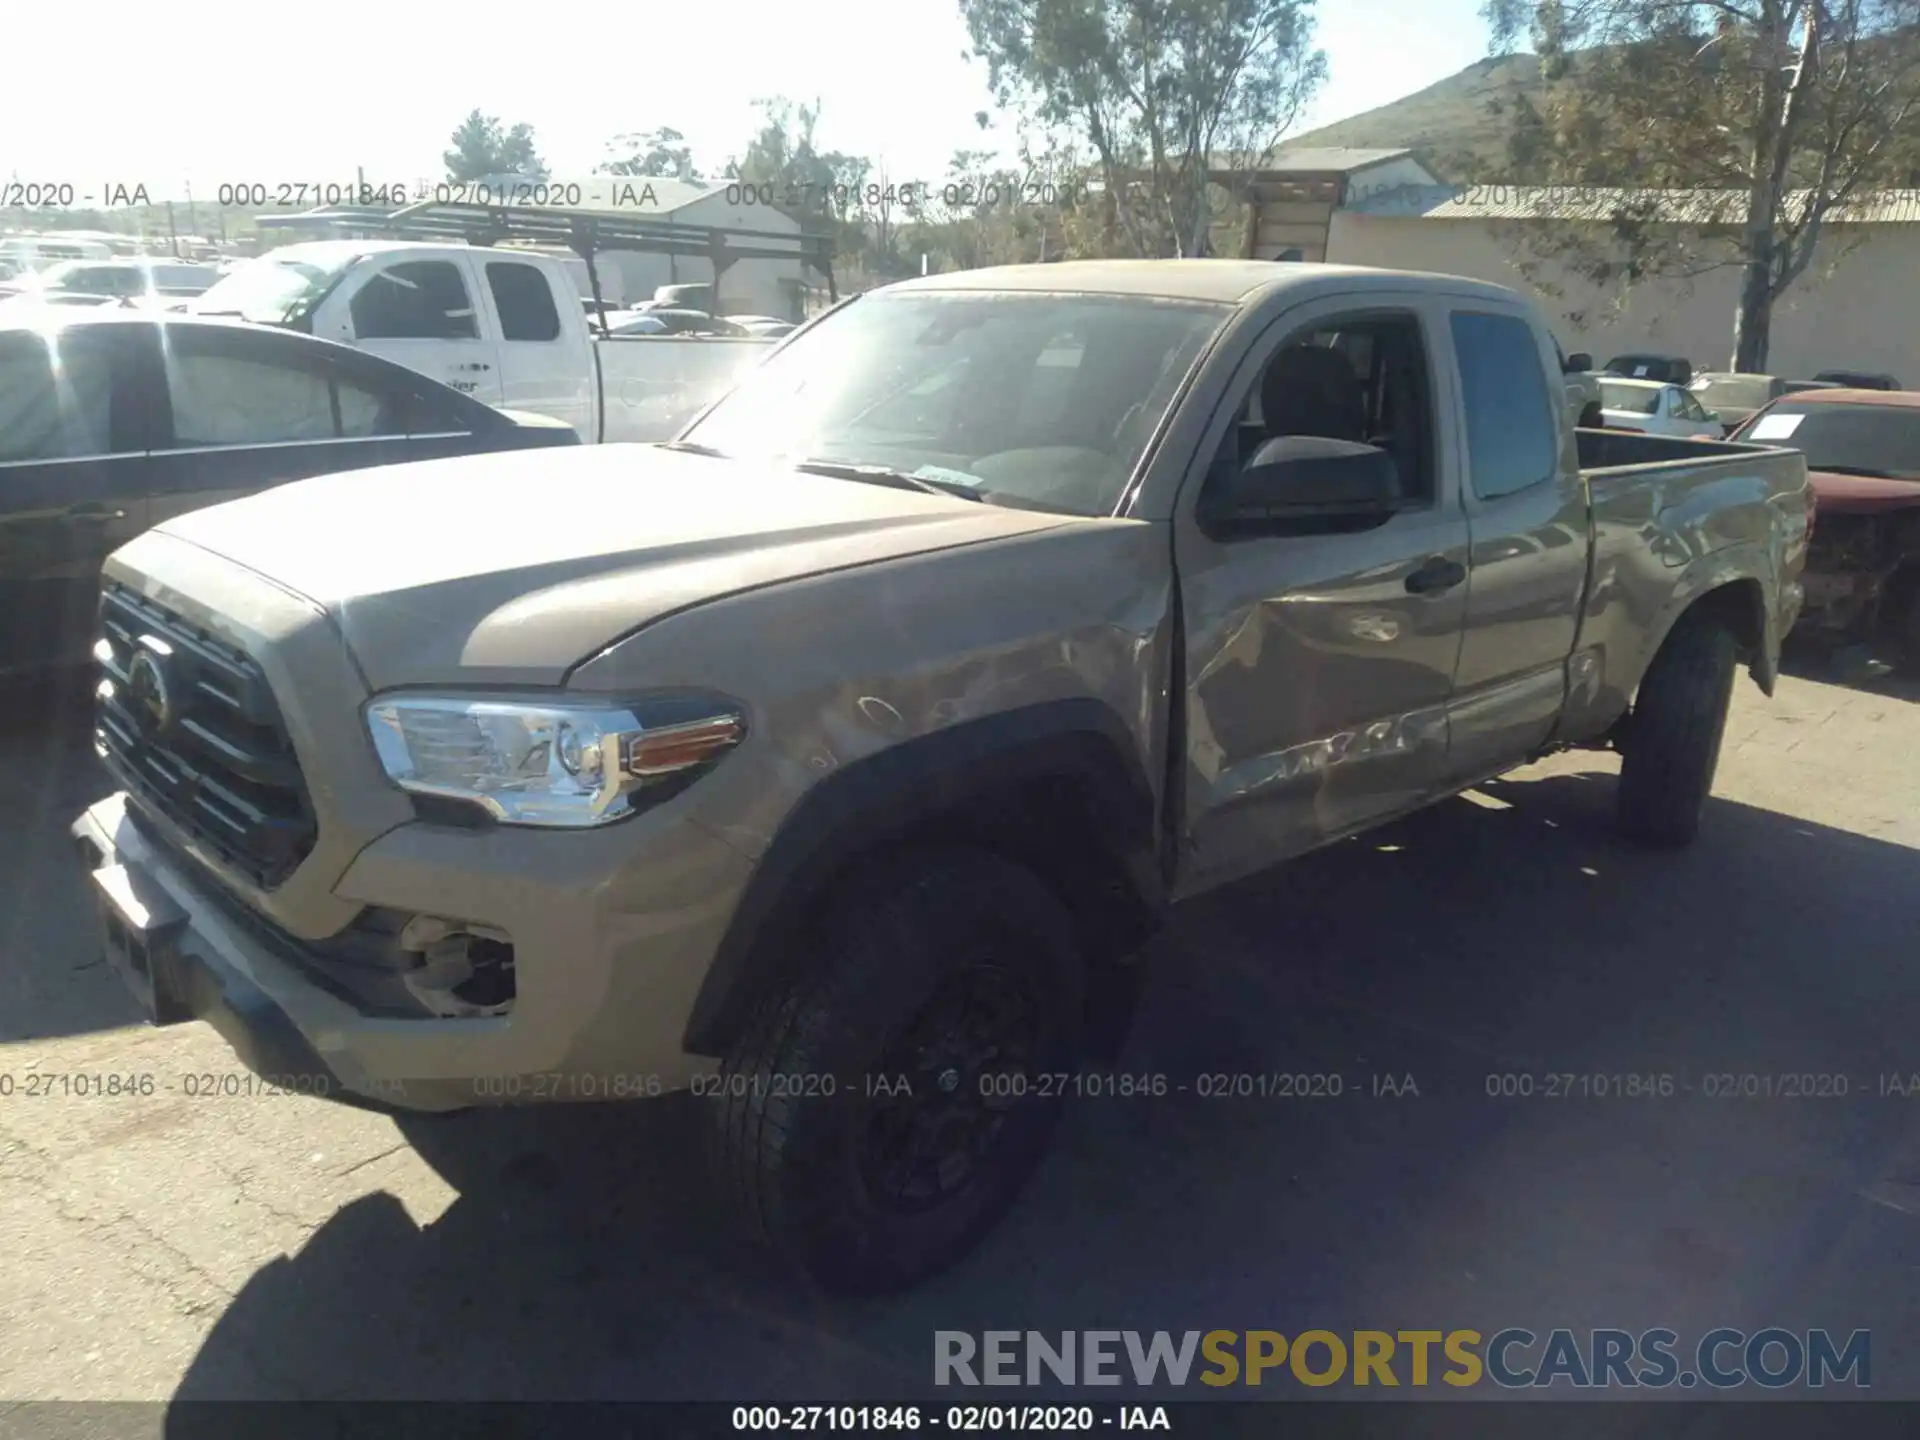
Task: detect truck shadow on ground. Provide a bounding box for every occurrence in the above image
[163,766,1920,1408]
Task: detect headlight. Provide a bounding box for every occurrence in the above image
[364,695,744,827]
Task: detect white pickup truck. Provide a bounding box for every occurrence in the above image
[188,241,774,443]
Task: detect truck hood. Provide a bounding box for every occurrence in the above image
[154,444,1074,689]
[1808,468,1920,514]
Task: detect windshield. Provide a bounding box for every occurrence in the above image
[1600,380,1662,415]
[681,290,1228,516]
[1692,375,1775,411]
[1736,403,1920,480]
[190,250,356,324]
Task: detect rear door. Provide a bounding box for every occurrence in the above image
[0,324,151,672]
[480,256,593,437]
[334,255,504,405]
[1440,306,1590,783]
[143,322,428,526]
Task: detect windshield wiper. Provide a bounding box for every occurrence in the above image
[658,440,729,457]
[790,459,984,500]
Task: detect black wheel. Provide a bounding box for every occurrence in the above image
[705,846,1083,1294]
[1616,609,1737,848]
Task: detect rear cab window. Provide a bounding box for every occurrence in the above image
[1451,310,1559,499]
[485,261,562,342]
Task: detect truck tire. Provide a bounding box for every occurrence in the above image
[1615,609,1737,848]
[705,846,1084,1294]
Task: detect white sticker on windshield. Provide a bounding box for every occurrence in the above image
[1749,413,1805,439]
[1633,364,1650,377]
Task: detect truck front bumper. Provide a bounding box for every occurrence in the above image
[71,793,434,1110]
[72,789,752,1112]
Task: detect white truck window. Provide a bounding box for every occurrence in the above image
[486,262,561,342]
[350,261,480,341]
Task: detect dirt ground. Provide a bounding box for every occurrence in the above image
[3,658,1919,1404]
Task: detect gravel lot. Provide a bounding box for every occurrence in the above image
[3,659,1918,1404]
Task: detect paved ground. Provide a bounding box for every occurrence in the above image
[3,657,1919,1405]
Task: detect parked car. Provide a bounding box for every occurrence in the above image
[1603,352,1695,386]
[1691,372,1842,435]
[188,241,775,443]
[1814,370,1902,391]
[1730,387,1920,668]
[1598,376,1724,438]
[602,312,669,336]
[0,257,221,306]
[1554,336,1603,428]
[641,308,753,337]
[71,259,1806,1294]
[0,311,578,677]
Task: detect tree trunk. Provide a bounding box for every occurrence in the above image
[1731,0,1789,372]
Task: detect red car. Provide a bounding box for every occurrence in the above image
[1730,388,1920,670]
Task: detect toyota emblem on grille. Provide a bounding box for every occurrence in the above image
[127,643,175,733]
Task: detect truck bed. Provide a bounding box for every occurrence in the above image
[1575,427,1776,471]
[1563,424,1810,737]
[592,334,775,443]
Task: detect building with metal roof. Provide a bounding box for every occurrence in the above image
[1327,181,1920,379]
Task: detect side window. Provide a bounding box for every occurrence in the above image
[332,367,416,439]
[486,262,562,342]
[1208,310,1437,509]
[393,381,477,436]
[350,261,480,341]
[1449,310,1558,500]
[161,333,405,446]
[0,332,116,461]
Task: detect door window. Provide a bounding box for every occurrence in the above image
[162,331,408,446]
[1208,309,1438,514]
[486,262,562,342]
[350,261,480,340]
[1450,311,1558,499]
[0,331,117,461]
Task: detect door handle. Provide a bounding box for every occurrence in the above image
[1404,556,1466,595]
[61,502,128,523]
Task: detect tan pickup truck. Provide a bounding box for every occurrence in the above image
[72,260,1809,1293]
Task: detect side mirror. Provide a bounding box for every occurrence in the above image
[1204,436,1401,525]
[1564,352,1592,373]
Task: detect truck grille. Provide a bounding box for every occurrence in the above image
[94,583,317,888]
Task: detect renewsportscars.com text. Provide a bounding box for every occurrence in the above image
[933,1328,1870,1389]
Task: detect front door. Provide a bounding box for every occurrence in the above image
[1171,295,1471,897]
[326,256,504,406]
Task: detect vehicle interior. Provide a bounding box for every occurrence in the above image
[1205,313,1435,514]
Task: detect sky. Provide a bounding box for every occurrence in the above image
[1,0,1493,204]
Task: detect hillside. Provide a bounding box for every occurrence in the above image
[1285,53,1548,180]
